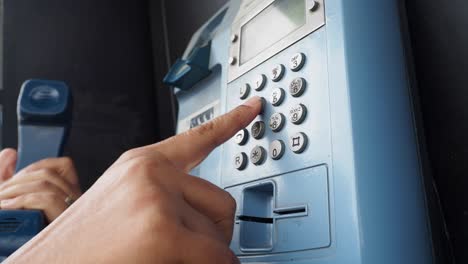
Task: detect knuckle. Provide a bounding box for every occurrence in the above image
[119,148,146,162]
[59,157,74,169]
[37,168,57,177]
[125,156,158,174]
[36,179,53,189]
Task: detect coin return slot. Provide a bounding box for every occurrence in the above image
[239,182,275,252]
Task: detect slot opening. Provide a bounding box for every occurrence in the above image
[273,205,308,218]
[239,182,275,252]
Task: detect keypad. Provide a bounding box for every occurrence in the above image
[251,121,266,139]
[269,113,285,132]
[289,132,308,153]
[231,52,311,167]
[270,140,285,160]
[270,87,285,106]
[289,104,307,125]
[289,53,306,72]
[250,146,266,165]
[270,64,285,82]
[289,77,306,97]
[239,83,250,100]
[253,74,267,91]
[234,128,249,145]
[234,152,248,170]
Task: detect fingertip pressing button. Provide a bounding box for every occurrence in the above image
[259,97,267,115]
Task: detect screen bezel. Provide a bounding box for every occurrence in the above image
[228,0,325,83]
[239,0,307,65]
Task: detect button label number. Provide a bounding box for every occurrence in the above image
[269,140,285,160]
[289,53,306,72]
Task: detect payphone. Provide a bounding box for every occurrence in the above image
[165,0,435,263]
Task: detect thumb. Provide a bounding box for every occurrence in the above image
[0,149,17,183]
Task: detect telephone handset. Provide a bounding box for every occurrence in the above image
[0,80,72,260]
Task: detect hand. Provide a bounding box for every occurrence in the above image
[0,149,82,223]
[5,96,262,264]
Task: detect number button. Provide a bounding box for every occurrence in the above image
[239,83,250,100]
[269,113,285,132]
[289,53,306,72]
[270,140,285,160]
[234,128,249,145]
[270,64,285,82]
[253,74,267,91]
[250,145,266,165]
[234,152,248,170]
[289,132,308,154]
[289,77,306,97]
[251,121,266,139]
[289,104,307,125]
[270,88,285,106]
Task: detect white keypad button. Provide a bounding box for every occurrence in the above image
[234,152,248,170]
[289,104,307,125]
[289,132,308,154]
[270,140,285,160]
[253,74,267,91]
[270,88,285,106]
[289,53,306,71]
[234,128,249,145]
[269,113,285,132]
[289,77,307,97]
[239,83,250,100]
[250,145,266,165]
[270,64,285,82]
[251,121,266,139]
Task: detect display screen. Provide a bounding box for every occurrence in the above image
[240,0,306,64]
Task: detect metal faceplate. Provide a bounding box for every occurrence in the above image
[228,0,325,82]
[175,0,435,263]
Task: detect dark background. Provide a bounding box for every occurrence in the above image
[0,0,467,262]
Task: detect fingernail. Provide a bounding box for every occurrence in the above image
[242,96,261,108]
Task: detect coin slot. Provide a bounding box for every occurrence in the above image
[273,205,308,219]
[237,215,273,224]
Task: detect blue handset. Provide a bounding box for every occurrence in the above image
[0,80,72,259]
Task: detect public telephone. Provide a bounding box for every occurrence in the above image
[165,0,436,263]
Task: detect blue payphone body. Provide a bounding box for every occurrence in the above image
[166,0,435,263]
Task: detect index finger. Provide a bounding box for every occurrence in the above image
[156,96,262,172]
